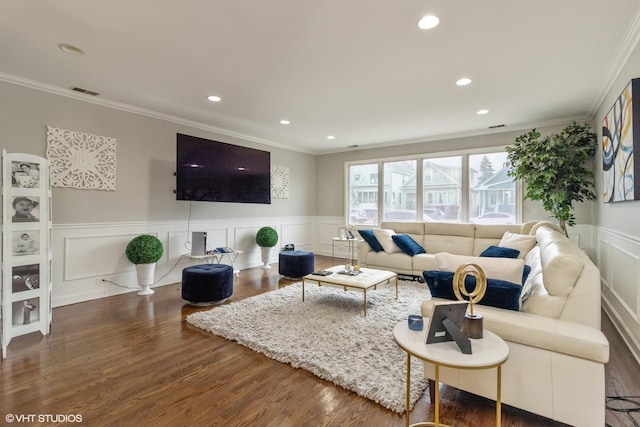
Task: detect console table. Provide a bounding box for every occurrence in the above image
[188,251,243,277]
[393,321,509,427]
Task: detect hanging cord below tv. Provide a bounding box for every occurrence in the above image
[184,201,193,251]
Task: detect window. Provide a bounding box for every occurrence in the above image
[383,160,416,222]
[347,150,517,226]
[348,164,378,225]
[423,157,461,222]
[469,152,515,224]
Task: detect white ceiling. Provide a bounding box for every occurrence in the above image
[2,1,640,154]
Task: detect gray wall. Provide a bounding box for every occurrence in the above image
[593,41,640,236]
[316,124,595,225]
[0,81,316,224]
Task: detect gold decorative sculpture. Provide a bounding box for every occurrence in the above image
[453,263,487,338]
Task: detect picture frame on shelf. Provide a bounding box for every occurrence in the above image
[12,298,40,326]
[11,196,40,223]
[12,264,40,293]
[12,231,39,256]
[10,161,40,189]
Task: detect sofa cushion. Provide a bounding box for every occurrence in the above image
[424,222,476,255]
[358,229,384,252]
[423,270,523,311]
[373,228,401,253]
[480,245,520,259]
[435,252,525,284]
[536,227,584,297]
[473,224,523,255]
[392,234,426,256]
[499,231,537,259]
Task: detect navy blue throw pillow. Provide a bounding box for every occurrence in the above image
[358,229,384,252]
[422,270,522,311]
[480,245,520,259]
[391,234,426,256]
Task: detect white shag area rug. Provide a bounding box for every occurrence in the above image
[186,280,430,413]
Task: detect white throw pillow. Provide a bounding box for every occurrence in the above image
[435,252,525,284]
[372,228,401,253]
[499,231,537,259]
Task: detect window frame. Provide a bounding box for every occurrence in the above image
[345,147,522,227]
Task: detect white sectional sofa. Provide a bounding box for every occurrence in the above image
[357,220,609,427]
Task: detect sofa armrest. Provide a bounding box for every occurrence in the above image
[421,298,609,364]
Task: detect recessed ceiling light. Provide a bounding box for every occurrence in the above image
[456,78,472,86]
[418,15,439,30]
[58,43,84,55]
[207,95,221,102]
[280,120,290,125]
[477,109,490,115]
[327,135,336,140]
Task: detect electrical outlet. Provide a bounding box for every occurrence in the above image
[97,276,119,285]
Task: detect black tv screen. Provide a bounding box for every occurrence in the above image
[176,133,271,204]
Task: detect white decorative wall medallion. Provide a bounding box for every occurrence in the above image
[271,165,290,199]
[46,126,117,190]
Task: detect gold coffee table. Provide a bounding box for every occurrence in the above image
[393,321,509,427]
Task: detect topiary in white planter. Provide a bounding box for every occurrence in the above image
[256,227,278,269]
[125,234,163,295]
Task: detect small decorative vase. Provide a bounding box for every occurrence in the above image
[136,262,156,295]
[261,246,272,269]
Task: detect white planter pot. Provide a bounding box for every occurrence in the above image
[136,262,156,295]
[261,247,272,269]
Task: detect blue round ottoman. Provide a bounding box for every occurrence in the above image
[279,250,315,278]
[182,264,233,306]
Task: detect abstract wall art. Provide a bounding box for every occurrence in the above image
[46,126,117,191]
[602,78,640,202]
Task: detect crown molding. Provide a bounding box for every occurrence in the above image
[588,5,640,117]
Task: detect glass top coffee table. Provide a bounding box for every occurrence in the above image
[301,266,398,316]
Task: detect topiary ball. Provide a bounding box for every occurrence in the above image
[256,226,278,247]
[126,234,164,264]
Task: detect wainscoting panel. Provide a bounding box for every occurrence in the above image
[281,221,314,251]
[51,217,317,307]
[64,232,143,281]
[610,246,639,315]
[597,238,611,289]
[598,227,640,364]
[315,217,343,257]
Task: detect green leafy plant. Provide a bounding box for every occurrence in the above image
[256,227,278,247]
[505,122,597,236]
[125,234,164,264]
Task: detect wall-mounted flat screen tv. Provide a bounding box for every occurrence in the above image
[176,133,271,204]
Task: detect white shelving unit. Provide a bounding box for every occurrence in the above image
[1,151,52,358]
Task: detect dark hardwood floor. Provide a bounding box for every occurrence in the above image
[1,255,638,426]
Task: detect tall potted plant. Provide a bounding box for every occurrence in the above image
[505,122,597,236]
[256,226,278,269]
[126,234,164,295]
